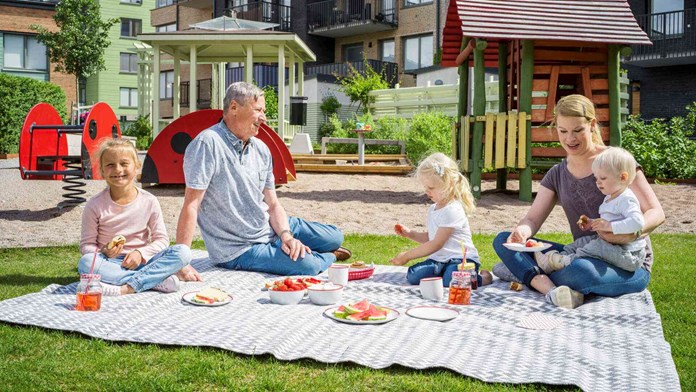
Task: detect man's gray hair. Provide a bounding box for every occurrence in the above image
[223,82,264,114]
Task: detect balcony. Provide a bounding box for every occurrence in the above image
[180,79,212,109]
[225,1,292,31]
[307,0,397,38]
[305,59,398,87]
[625,9,696,67]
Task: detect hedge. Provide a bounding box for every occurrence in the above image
[0,73,67,154]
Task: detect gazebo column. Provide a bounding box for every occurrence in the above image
[518,40,534,202]
[152,44,161,136]
[217,62,226,109]
[189,45,197,113]
[277,45,285,138]
[497,41,508,191]
[289,54,296,97]
[457,37,471,171]
[245,45,253,83]
[608,44,621,146]
[298,60,304,95]
[173,53,181,119]
[471,38,487,199]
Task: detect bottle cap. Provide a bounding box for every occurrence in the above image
[79,273,101,280]
[452,271,470,280]
[461,262,476,271]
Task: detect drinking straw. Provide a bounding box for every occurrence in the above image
[88,250,98,275]
[458,240,468,270]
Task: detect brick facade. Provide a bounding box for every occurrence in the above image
[0,5,77,108]
[623,64,696,120]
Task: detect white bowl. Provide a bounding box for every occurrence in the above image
[307,283,344,305]
[268,288,305,305]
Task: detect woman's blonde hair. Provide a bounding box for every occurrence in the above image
[553,94,605,146]
[96,138,141,177]
[415,152,476,214]
[592,146,638,184]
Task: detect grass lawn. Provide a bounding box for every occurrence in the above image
[1,233,693,391]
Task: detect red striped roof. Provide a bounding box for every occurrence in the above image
[442,0,651,67]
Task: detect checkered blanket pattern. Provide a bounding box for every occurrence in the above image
[0,250,680,391]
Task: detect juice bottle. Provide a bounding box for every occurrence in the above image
[447,271,471,305]
[76,273,103,311]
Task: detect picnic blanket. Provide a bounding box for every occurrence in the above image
[0,251,680,392]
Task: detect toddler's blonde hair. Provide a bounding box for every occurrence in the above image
[592,147,637,184]
[553,94,605,146]
[415,152,475,214]
[96,138,141,178]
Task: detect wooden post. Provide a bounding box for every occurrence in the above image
[608,44,621,146]
[496,41,508,191]
[457,37,471,172]
[518,40,534,202]
[471,38,487,199]
[152,44,160,137]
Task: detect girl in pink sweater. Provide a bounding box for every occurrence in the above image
[78,138,191,295]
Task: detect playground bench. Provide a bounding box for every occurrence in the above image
[320,137,406,155]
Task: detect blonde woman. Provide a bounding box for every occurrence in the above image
[493,95,664,309]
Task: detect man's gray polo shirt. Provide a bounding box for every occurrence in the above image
[183,121,275,264]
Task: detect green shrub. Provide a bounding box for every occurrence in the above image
[0,73,67,154]
[124,115,153,150]
[405,111,453,163]
[320,95,341,117]
[622,103,696,179]
[262,85,278,119]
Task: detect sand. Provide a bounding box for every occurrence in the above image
[1,157,694,249]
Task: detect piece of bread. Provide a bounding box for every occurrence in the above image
[107,235,126,250]
[577,215,589,228]
[350,261,366,269]
[509,282,524,291]
[194,287,229,303]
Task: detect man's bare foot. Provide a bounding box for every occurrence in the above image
[176,265,202,282]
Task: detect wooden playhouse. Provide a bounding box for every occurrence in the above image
[441,0,652,201]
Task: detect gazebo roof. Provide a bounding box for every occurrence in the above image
[442,0,651,67]
[137,30,316,63]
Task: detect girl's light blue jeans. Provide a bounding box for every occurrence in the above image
[493,231,650,296]
[78,244,191,292]
[218,216,344,276]
[407,258,481,286]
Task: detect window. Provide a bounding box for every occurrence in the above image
[651,0,684,36]
[403,34,433,71]
[120,18,142,38]
[121,0,142,4]
[156,23,177,32]
[160,71,173,99]
[120,53,137,73]
[404,0,432,6]
[3,34,47,71]
[120,88,138,107]
[381,39,395,63]
[344,44,364,62]
[156,0,174,7]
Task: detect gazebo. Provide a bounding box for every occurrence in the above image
[136,25,316,137]
[442,0,651,201]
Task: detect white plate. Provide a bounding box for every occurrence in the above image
[181,291,232,307]
[323,306,399,325]
[502,242,552,253]
[406,306,459,322]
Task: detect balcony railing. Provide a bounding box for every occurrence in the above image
[305,59,398,87]
[307,0,397,37]
[225,1,292,31]
[628,9,696,65]
[180,79,212,108]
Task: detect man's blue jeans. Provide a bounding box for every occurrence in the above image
[218,216,344,276]
[492,232,650,296]
[78,244,191,292]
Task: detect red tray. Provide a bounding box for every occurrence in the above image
[348,264,375,281]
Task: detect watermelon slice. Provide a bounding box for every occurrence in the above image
[343,299,370,314]
[333,305,348,319]
[346,304,388,321]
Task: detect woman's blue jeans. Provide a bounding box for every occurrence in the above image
[218,216,344,276]
[78,244,191,292]
[492,232,650,296]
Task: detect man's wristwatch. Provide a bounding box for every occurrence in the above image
[279,229,293,240]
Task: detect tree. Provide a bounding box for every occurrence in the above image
[336,61,390,113]
[31,0,117,105]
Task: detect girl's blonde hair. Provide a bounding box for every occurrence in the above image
[553,94,605,146]
[592,147,638,184]
[415,152,476,214]
[96,138,141,177]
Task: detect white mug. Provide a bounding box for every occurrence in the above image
[328,264,349,286]
[419,277,444,301]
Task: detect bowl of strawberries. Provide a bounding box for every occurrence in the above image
[268,277,310,305]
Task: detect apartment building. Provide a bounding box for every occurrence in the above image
[0,0,76,109]
[623,0,696,120]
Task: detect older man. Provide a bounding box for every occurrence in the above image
[175,82,349,281]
